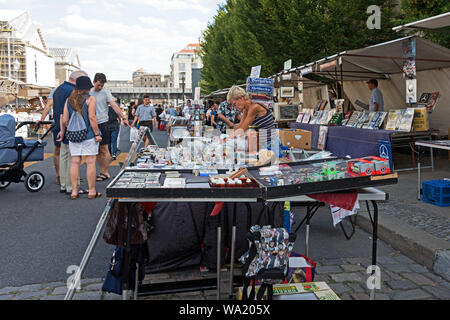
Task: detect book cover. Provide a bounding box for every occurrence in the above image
[385,111,398,131]
[346,111,360,127]
[302,113,311,124]
[426,92,440,113]
[412,107,428,132]
[374,112,387,130]
[398,108,415,132]
[367,112,380,130]
[356,111,369,128]
[362,112,375,129]
[319,110,329,124]
[296,113,304,123]
[395,109,406,131]
[317,126,328,150]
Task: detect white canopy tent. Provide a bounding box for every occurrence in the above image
[392,12,450,33]
[273,36,450,133]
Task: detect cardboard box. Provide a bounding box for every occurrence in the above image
[278,129,312,150]
[237,282,340,300]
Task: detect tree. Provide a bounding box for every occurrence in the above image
[200,0,401,94]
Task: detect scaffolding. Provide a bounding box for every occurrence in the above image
[0,23,27,83]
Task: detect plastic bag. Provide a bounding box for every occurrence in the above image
[129,127,138,142]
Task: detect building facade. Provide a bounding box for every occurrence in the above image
[0,10,55,88]
[49,48,81,86]
[170,43,203,92]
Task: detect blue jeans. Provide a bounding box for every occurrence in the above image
[109,126,119,155]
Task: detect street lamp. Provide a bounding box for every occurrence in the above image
[180,72,185,105]
[13,59,20,108]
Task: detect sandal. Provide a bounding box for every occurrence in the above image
[96,173,110,182]
[78,189,88,195]
[70,194,79,200]
[88,192,103,200]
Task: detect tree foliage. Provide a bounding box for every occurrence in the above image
[200,0,449,94]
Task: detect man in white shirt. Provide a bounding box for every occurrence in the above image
[90,73,130,182]
[182,99,192,119]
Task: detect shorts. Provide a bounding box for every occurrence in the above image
[69,138,99,156]
[98,122,111,146]
[52,126,61,147]
[139,121,153,131]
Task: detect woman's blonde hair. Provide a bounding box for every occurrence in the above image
[227,85,249,104]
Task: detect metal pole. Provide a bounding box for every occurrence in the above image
[229,203,237,298]
[216,226,222,300]
[65,200,114,300]
[7,35,11,79]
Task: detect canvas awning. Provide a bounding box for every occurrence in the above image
[272,35,450,82]
[392,12,450,33]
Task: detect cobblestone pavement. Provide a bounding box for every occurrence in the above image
[1,251,449,300]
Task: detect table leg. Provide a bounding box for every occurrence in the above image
[418,145,421,200]
[229,202,237,298]
[122,203,135,300]
[370,200,379,301]
[305,205,311,258]
[430,147,434,172]
[216,225,222,300]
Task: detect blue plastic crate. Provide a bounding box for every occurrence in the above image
[422,179,450,207]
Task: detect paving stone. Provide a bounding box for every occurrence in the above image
[380,269,403,281]
[381,264,412,273]
[351,293,370,300]
[84,283,103,291]
[319,258,345,266]
[316,265,342,274]
[340,264,365,272]
[390,289,432,300]
[40,295,65,301]
[329,273,362,283]
[0,287,21,295]
[344,257,371,266]
[80,278,103,286]
[347,283,366,293]
[313,274,331,282]
[392,255,415,264]
[377,256,399,265]
[386,279,417,290]
[14,290,49,300]
[422,272,444,283]
[102,292,123,300]
[42,282,67,290]
[422,285,450,300]
[407,264,429,273]
[328,283,351,295]
[401,273,435,286]
[338,293,352,300]
[52,287,68,295]
[72,291,102,300]
[374,293,390,300]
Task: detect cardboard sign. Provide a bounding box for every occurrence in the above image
[278,129,312,150]
[412,107,428,132]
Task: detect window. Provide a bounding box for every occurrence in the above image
[179,63,185,71]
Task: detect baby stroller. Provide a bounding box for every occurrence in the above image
[0,114,55,192]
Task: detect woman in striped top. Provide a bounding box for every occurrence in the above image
[226,85,275,142]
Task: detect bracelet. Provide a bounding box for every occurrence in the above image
[95,134,100,137]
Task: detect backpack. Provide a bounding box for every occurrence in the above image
[66,110,88,143]
[239,225,296,300]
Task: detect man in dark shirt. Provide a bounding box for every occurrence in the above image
[155,104,163,129]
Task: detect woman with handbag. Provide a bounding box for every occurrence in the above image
[58,76,103,200]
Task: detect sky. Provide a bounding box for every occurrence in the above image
[0,0,224,80]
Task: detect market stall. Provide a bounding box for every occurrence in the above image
[65,126,398,301]
[267,35,450,170]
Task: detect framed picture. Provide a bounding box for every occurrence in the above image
[280,87,295,98]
